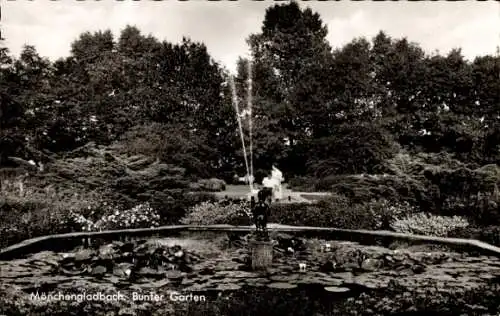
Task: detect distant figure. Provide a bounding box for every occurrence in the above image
[252,188,272,240]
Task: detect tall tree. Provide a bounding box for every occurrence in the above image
[0,39,25,166]
[472,54,500,164]
[247,1,334,173]
[330,37,374,125]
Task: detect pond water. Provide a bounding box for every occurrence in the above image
[1,232,500,315]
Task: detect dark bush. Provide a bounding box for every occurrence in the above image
[448,225,500,246]
[304,122,400,177]
[269,195,400,230]
[441,193,500,225]
[287,176,318,192]
[196,178,226,192]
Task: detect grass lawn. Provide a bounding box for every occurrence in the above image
[300,194,327,201]
[215,184,329,204]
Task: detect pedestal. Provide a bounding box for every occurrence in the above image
[250,240,273,270]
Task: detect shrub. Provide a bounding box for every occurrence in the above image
[269,203,336,227]
[268,195,416,230]
[287,176,316,192]
[183,192,218,205]
[379,152,468,177]
[0,205,77,248]
[365,199,417,230]
[302,153,499,219]
[267,194,352,227]
[390,213,469,237]
[0,176,105,247]
[196,178,226,192]
[448,225,500,246]
[117,123,218,178]
[180,200,252,226]
[304,122,399,177]
[442,191,500,225]
[290,173,428,208]
[67,202,160,232]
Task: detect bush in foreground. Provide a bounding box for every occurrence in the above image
[0,176,105,248]
[269,196,416,230]
[391,213,470,237]
[67,202,161,232]
[448,225,500,246]
[180,200,252,226]
[195,178,227,192]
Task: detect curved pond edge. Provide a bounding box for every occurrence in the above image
[2,224,500,260]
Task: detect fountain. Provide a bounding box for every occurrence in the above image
[261,165,285,201]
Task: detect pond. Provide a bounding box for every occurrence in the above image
[1,231,500,315]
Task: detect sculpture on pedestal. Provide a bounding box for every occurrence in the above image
[251,187,272,240]
[248,166,284,240]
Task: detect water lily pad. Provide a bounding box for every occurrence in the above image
[324,286,350,293]
[118,307,136,316]
[103,276,121,284]
[217,283,242,291]
[137,267,165,279]
[113,266,129,277]
[295,277,323,285]
[99,244,116,255]
[246,282,267,288]
[331,272,354,283]
[166,270,184,280]
[361,258,383,271]
[320,277,344,286]
[60,253,75,260]
[185,283,206,291]
[245,277,269,284]
[75,249,94,262]
[60,267,87,276]
[91,265,107,276]
[181,278,195,286]
[270,274,299,282]
[224,271,260,279]
[354,275,387,289]
[148,279,170,288]
[267,282,297,289]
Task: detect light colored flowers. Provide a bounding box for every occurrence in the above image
[390,213,469,237]
[68,202,160,231]
[180,200,251,225]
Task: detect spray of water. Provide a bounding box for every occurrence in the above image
[229,75,251,192]
[247,59,254,191]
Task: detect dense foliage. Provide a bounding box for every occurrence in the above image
[0,1,499,247]
[1,2,498,181]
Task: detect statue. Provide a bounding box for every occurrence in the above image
[247,165,284,240]
[251,187,272,240]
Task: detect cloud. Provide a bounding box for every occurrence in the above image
[2,1,499,72]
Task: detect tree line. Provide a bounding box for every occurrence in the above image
[1,2,499,183]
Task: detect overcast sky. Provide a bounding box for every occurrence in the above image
[3,1,499,72]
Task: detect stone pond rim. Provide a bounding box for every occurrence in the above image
[2,224,500,260]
